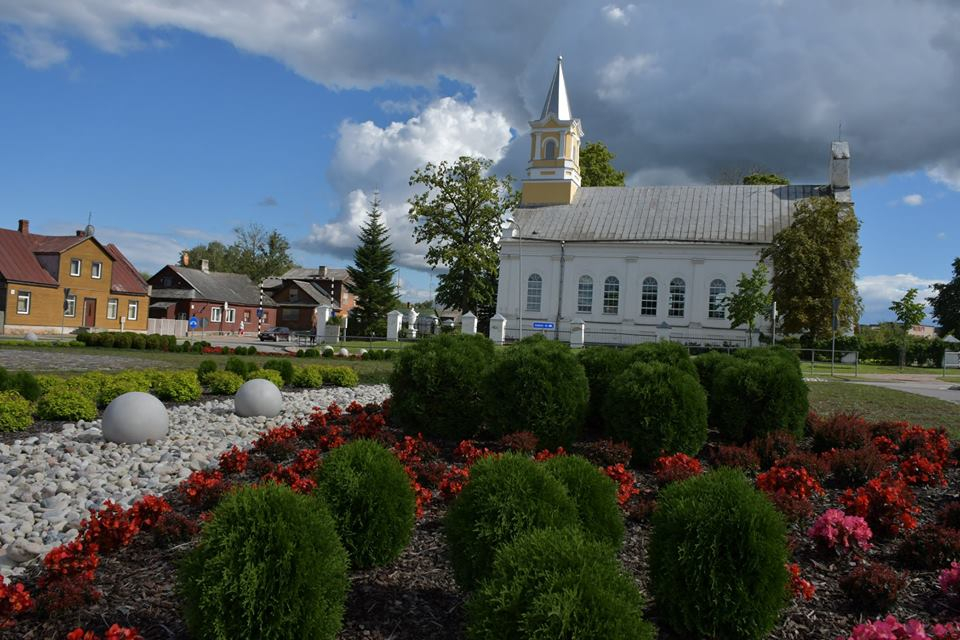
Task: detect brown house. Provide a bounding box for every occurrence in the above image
[147,263,277,334]
[267,279,339,331]
[271,266,356,318]
[0,219,149,335]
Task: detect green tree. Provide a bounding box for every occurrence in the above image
[180,224,296,283]
[743,173,790,185]
[929,257,960,338]
[579,141,626,187]
[890,288,926,369]
[408,156,519,314]
[724,263,772,347]
[180,240,232,272]
[346,195,400,336]
[760,197,861,340]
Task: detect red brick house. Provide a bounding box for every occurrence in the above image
[271,266,356,318]
[267,279,339,332]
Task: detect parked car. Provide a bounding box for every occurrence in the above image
[258,327,291,342]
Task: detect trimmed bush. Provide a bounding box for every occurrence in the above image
[389,334,495,440]
[649,469,789,640]
[578,346,627,426]
[152,371,202,402]
[225,356,258,379]
[444,452,578,590]
[320,366,359,388]
[246,369,284,387]
[197,359,219,385]
[602,362,707,466]
[291,366,324,388]
[313,439,415,568]
[0,390,33,431]
[97,371,153,407]
[466,528,656,640]
[711,356,807,443]
[693,350,736,407]
[0,368,41,402]
[263,359,295,385]
[177,483,348,640]
[483,339,589,448]
[622,341,698,379]
[206,371,245,395]
[542,455,624,550]
[304,348,321,358]
[37,388,97,421]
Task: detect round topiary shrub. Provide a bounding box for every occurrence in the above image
[206,371,245,395]
[542,455,624,550]
[263,359,295,385]
[444,452,578,590]
[622,341,698,380]
[313,439,416,568]
[320,366,359,387]
[466,527,657,640]
[602,362,707,466]
[291,365,324,388]
[711,356,807,443]
[577,346,627,429]
[692,350,736,403]
[0,390,33,431]
[97,371,153,407]
[649,469,789,640]
[482,339,589,448]
[196,359,219,385]
[389,334,495,440]
[152,371,203,402]
[225,356,258,379]
[177,483,348,640]
[37,388,97,421]
[0,368,41,402]
[246,368,284,387]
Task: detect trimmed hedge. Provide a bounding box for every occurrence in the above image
[320,366,359,388]
[206,371,245,395]
[197,359,219,385]
[578,346,627,430]
[0,390,33,431]
[622,341,698,380]
[292,366,324,388]
[37,388,97,421]
[79,331,177,352]
[542,455,624,550]
[263,359,295,385]
[152,371,203,402]
[0,367,41,402]
[246,369,284,387]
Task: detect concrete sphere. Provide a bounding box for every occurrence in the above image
[234,378,283,418]
[322,345,334,355]
[338,348,350,358]
[24,332,38,342]
[359,348,368,356]
[102,392,169,444]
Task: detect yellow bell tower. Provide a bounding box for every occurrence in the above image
[521,56,584,206]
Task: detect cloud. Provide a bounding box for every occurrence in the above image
[4,28,69,68]
[258,196,278,207]
[856,273,938,322]
[928,162,960,191]
[902,193,924,206]
[597,54,657,101]
[602,4,636,25]
[938,232,947,240]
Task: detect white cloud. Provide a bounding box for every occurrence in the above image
[602,4,636,25]
[597,54,656,101]
[902,193,924,206]
[928,163,960,191]
[4,29,69,69]
[938,231,947,240]
[856,273,937,321]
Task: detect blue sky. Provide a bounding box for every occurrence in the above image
[2,1,960,324]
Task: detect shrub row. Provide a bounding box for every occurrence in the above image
[77,331,178,351]
[198,357,358,392]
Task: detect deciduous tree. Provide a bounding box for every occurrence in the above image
[929,257,960,338]
[346,195,400,336]
[180,224,296,283]
[890,288,926,369]
[743,173,790,185]
[725,263,772,347]
[580,141,626,187]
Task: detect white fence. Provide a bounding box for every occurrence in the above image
[147,318,188,337]
[945,351,960,376]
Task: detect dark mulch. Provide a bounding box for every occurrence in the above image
[0,420,66,446]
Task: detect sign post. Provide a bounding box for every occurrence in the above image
[770,301,778,346]
[831,297,840,377]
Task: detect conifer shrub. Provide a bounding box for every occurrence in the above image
[649,469,789,640]
[246,369,284,387]
[313,439,415,568]
[466,528,657,640]
[177,483,348,640]
[602,362,707,466]
[205,371,245,395]
[225,356,258,379]
[577,346,627,426]
[291,366,324,388]
[711,356,807,443]
[320,366,359,387]
[37,388,97,421]
[0,390,33,431]
[622,341,698,379]
[444,452,578,590]
[152,371,202,402]
[542,455,624,550]
[196,359,219,385]
[263,359,295,385]
[693,350,736,402]
[482,338,589,448]
[389,334,495,440]
[0,367,41,402]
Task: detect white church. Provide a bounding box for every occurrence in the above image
[495,57,852,346]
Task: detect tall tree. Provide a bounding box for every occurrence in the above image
[929,257,960,337]
[180,224,296,283]
[579,141,626,187]
[408,156,519,314]
[890,288,926,369]
[760,196,861,340]
[742,172,790,185]
[346,195,400,336]
[724,263,773,347]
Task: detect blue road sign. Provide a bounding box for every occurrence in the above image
[532,322,555,329]
[189,316,199,329]
[256,308,264,319]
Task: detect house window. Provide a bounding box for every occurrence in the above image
[70,258,81,277]
[577,276,593,314]
[211,307,222,322]
[288,288,300,302]
[226,308,236,323]
[709,279,727,319]
[603,276,620,314]
[526,274,542,312]
[244,311,250,322]
[669,278,686,317]
[544,138,558,160]
[281,308,299,321]
[64,294,77,317]
[91,261,103,279]
[107,298,118,319]
[16,291,30,314]
[127,301,138,321]
[641,277,658,316]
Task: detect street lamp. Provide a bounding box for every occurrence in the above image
[504,217,522,341]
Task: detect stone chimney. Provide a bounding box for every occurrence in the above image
[830,141,851,202]
[17,219,29,235]
[319,265,328,278]
[201,259,210,273]
[181,251,190,266]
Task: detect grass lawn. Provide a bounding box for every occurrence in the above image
[799,360,960,381]
[808,380,960,437]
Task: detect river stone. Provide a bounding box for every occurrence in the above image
[234,379,282,418]
[102,392,169,444]
[24,332,38,342]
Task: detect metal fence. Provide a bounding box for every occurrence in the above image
[789,348,860,377]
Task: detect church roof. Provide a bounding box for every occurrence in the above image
[540,56,572,121]
[513,184,830,245]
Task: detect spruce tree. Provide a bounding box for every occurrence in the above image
[347,195,400,336]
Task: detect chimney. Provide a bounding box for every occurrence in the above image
[319,265,328,279]
[17,219,29,235]
[76,230,85,237]
[181,251,190,267]
[830,141,851,201]
[201,259,210,273]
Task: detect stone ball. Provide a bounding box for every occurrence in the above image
[24,332,38,342]
[322,345,334,355]
[234,378,283,418]
[359,348,368,355]
[102,392,169,444]
[338,348,350,358]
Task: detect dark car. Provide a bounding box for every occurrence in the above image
[258,326,291,342]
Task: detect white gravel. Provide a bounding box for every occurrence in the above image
[0,384,391,578]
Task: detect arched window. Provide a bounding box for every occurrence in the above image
[577,276,593,313]
[526,273,543,312]
[640,277,658,316]
[544,138,558,160]
[669,278,686,317]
[708,279,727,319]
[603,276,620,314]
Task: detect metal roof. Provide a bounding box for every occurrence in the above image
[512,184,830,244]
[540,56,572,121]
[0,229,58,286]
[281,266,353,284]
[159,266,277,306]
[105,243,149,295]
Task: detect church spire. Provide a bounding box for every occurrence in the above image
[540,56,572,121]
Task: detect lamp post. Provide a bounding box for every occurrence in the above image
[505,217,522,341]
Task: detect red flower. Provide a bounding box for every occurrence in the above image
[0,576,33,629]
[438,465,470,501]
[79,501,139,552]
[128,495,172,531]
[839,471,919,537]
[653,452,702,485]
[786,563,816,600]
[218,446,250,474]
[602,464,639,506]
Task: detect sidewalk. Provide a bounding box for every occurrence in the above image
[843,374,960,405]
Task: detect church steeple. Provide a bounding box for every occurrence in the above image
[521,56,583,206]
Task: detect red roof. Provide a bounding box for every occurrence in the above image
[105,243,149,295]
[0,229,58,286]
[26,234,86,253]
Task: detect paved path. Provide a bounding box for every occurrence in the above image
[0,349,174,373]
[844,374,960,405]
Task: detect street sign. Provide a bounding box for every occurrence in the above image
[188,316,199,329]
[532,321,555,329]
[256,308,264,319]
[832,297,840,331]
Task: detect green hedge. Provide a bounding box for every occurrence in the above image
[263,359,295,385]
[37,388,97,421]
[542,455,624,550]
[622,341,698,380]
[319,366,359,388]
[78,331,177,352]
[292,366,324,388]
[0,367,41,402]
[152,371,203,402]
[0,390,33,431]
[246,369,284,387]
[206,371,245,395]
[578,347,627,428]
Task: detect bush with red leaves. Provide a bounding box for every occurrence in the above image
[899,425,951,464]
[839,471,919,537]
[653,452,703,485]
[775,451,830,479]
[898,453,946,487]
[38,540,101,611]
[349,410,386,438]
[787,562,816,600]
[251,425,300,461]
[870,420,911,441]
[811,413,871,453]
[839,562,906,613]
[751,431,798,469]
[79,501,138,552]
[533,447,567,462]
[571,438,633,467]
[128,495,172,530]
[756,465,824,501]
[602,463,639,506]
[179,469,231,510]
[825,446,888,488]
[499,431,539,453]
[67,624,142,639]
[871,435,901,462]
[0,575,33,629]
[453,440,492,466]
[438,465,470,501]
[261,465,317,494]
[807,509,873,555]
[896,523,960,570]
[709,444,761,471]
[217,445,249,474]
[151,511,200,548]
